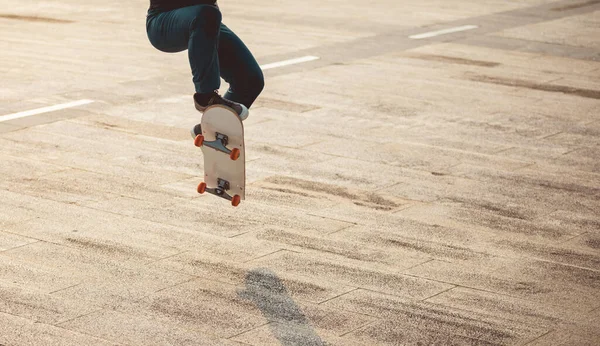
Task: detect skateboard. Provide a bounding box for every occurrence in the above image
[193,105,245,207]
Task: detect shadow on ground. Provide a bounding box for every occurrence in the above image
[239,268,325,346]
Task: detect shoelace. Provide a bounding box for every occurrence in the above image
[210,91,238,109]
[207,91,220,106]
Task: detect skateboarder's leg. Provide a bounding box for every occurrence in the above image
[146,5,222,93]
[218,24,264,108]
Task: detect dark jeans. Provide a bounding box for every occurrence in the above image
[146,5,264,108]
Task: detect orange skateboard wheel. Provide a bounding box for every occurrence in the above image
[194,135,204,147]
[197,182,207,194]
[231,195,241,207]
[230,148,240,161]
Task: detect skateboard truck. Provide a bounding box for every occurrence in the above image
[194,132,241,161]
[197,178,242,207]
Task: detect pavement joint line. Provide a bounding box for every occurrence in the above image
[228,231,252,238]
[243,248,287,264]
[325,223,358,236]
[545,77,565,84]
[409,281,553,309]
[492,146,516,155]
[143,250,190,266]
[0,229,46,243]
[556,232,585,245]
[520,255,600,273]
[522,330,554,346]
[322,302,382,320]
[560,148,580,156]
[409,25,479,39]
[0,99,94,123]
[48,283,83,295]
[55,307,106,327]
[391,201,427,214]
[296,139,327,149]
[510,162,537,172]
[421,285,458,302]
[539,209,560,218]
[338,318,381,337]
[372,181,403,193]
[588,305,600,313]
[446,162,464,170]
[540,131,563,140]
[357,287,434,302]
[155,268,240,288]
[403,258,437,272]
[556,232,587,246]
[151,276,199,295]
[306,213,361,226]
[317,287,360,305]
[0,241,41,254]
[259,55,320,70]
[226,321,271,340]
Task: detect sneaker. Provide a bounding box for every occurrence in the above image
[193,91,249,121]
[190,123,203,139]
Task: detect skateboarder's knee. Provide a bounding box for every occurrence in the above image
[230,69,264,102]
[249,71,265,96]
[189,5,222,37]
[237,72,264,105]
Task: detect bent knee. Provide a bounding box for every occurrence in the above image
[189,6,222,36]
[250,71,265,95]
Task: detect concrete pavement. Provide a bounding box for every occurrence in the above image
[1,0,599,345]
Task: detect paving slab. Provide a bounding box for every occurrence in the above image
[0,231,38,252]
[0,122,22,134]
[59,308,243,346]
[249,250,452,300]
[495,10,600,49]
[526,331,599,346]
[404,258,600,313]
[151,251,358,305]
[322,289,548,346]
[0,311,119,346]
[1,241,193,308]
[0,281,101,325]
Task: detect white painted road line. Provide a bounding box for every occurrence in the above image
[409,25,478,39]
[0,99,94,123]
[260,55,320,70]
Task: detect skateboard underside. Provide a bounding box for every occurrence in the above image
[195,105,245,206]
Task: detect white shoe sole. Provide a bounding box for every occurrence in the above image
[239,105,249,121]
[195,101,249,121]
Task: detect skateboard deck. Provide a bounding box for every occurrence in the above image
[194,105,245,206]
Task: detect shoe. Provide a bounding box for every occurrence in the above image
[190,123,202,139]
[193,91,249,121]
